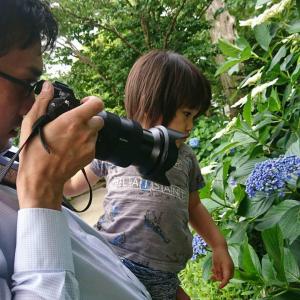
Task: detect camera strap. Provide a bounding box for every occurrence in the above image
[0,114,93,213]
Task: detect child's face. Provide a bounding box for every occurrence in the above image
[167,107,199,145]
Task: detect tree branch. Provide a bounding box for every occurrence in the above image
[140,14,151,49]
[57,39,118,97]
[163,0,187,49]
[59,6,141,55]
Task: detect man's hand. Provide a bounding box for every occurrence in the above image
[17,81,104,210]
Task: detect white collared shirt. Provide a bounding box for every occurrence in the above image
[0,185,151,299]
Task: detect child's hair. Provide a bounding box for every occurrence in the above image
[124,49,211,128]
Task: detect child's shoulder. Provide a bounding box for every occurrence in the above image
[179,143,197,157]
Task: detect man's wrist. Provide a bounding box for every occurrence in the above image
[17,178,63,210]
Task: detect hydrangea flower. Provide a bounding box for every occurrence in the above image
[191,234,207,260]
[229,177,237,188]
[189,137,200,149]
[245,155,300,198]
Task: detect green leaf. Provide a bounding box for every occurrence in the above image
[233,184,246,203]
[240,46,252,61]
[238,193,275,218]
[199,181,212,199]
[215,59,240,76]
[232,131,256,145]
[273,291,300,300]
[236,37,251,50]
[290,238,300,282]
[201,198,222,213]
[233,158,265,181]
[211,141,240,158]
[283,248,300,282]
[261,255,278,284]
[280,53,293,71]
[279,205,300,244]
[212,165,226,199]
[229,221,249,244]
[228,244,240,267]
[286,20,300,34]
[218,39,241,58]
[252,118,278,131]
[243,95,252,126]
[268,46,287,72]
[285,138,300,156]
[291,64,300,82]
[201,253,212,281]
[240,241,262,276]
[268,88,281,112]
[254,24,272,51]
[262,225,286,282]
[256,0,272,7]
[255,200,300,231]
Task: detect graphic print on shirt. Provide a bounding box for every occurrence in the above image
[111,232,126,247]
[110,176,186,200]
[96,203,120,230]
[144,210,170,244]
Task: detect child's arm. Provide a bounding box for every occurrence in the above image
[64,164,100,197]
[188,191,234,288]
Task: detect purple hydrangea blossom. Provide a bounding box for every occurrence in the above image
[229,177,238,187]
[245,155,300,198]
[191,234,207,260]
[189,137,200,149]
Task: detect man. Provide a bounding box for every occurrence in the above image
[0,0,150,299]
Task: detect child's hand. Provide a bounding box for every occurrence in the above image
[211,246,234,288]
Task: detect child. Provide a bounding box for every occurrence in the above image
[64,50,234,300]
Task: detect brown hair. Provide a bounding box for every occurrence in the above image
[124,49,211,128]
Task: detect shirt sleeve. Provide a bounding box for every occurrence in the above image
[11,208,79,300]
[188,148,205,193]
[90,159,109,177]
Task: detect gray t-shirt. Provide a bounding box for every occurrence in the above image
[91,143,204,273]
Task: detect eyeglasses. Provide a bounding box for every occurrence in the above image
[0,71,43,96]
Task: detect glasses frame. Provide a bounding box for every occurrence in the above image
[0,71,41,95]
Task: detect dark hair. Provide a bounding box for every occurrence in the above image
[0,0,58,56]
[124,50,211,128]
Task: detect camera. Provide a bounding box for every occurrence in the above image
[35,81,185,186]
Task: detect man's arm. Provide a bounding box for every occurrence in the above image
[10,81,103,298]
[189,191,234,288]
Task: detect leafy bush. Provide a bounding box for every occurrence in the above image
[182,0,300,299]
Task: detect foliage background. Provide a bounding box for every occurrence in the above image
[48,0,300,299]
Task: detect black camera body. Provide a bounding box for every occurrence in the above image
[39,81,185,186]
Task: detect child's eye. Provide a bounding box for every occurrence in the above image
[183,111,191,117]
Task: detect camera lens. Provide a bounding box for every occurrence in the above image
[95,112,183,185]
[44,82,185,186]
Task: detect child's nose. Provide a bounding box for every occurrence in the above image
[187,118,194,131]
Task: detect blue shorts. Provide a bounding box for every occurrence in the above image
[121,258,180,300]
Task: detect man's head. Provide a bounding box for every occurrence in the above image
[124,50,211,129]
[0,0,58,151]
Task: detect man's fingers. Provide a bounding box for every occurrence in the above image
[27,81,54,118]
[87,116,104,132]
[69,96,104,121]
